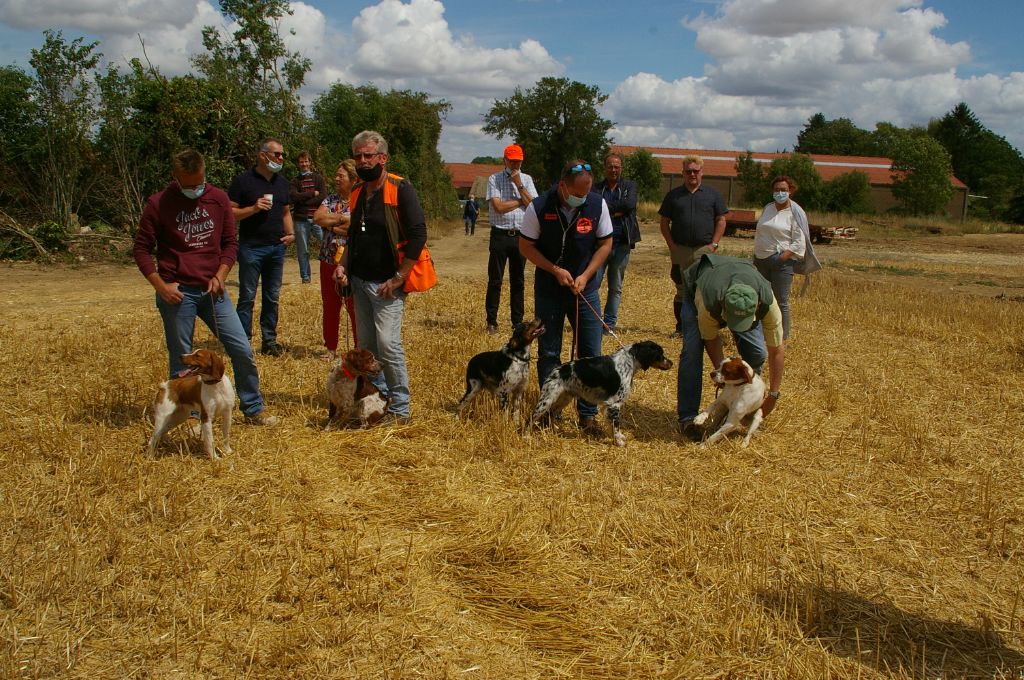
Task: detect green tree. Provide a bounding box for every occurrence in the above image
[888,131,954,215]
[95,64,148,229]
[29,30,101,230]
[622,148,663,202]
[735,151,768,204]
[193,0,312,164]
[482,77,612,187]
[822,171,874,214]
[928,102,1024,220]
[795,114,877,156]
[471,156,503,165]
[311,83,458,219]
[0,65,39,211]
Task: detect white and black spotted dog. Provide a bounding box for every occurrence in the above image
[531,340,673,446]
[456,318,545,416]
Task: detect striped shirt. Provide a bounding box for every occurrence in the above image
[486,170,537,231]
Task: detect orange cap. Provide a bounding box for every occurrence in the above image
[503,144,524,161]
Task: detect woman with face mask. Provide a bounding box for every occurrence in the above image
[752,176,808,341]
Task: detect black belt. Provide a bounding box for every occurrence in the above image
[492,228,519,236]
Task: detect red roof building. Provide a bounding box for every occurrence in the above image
[447,162,503,200]
[612,145,967,219]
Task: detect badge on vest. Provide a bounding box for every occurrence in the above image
[576,217,593,234]
[544,213,557,220]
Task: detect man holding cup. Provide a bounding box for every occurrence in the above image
[228,137,295,357]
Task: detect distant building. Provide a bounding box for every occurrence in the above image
[612,145,968,219]
[447,162,503,200]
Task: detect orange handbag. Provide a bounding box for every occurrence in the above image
[398,244,437,293]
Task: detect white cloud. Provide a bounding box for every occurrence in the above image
[0,0,196,34]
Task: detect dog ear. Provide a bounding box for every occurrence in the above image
[211,353,225,381]
[743,361,754,384]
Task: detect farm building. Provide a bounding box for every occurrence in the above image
[612,145,969,219]
[447,162,502,201]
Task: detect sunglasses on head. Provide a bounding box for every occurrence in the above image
[569,163,592,174]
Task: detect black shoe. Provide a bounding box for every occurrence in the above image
[679,420,703,443]
[260,342,284,357]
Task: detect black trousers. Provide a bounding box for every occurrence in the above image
[485,229,525,327]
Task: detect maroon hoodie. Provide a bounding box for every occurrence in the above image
[134,182,239,289]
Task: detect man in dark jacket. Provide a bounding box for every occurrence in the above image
[593,152,641,333]
[133,149,278,426]
[519,159,612,435]
[288,151,327,284]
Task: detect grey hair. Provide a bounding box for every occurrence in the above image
[351,130,389,156]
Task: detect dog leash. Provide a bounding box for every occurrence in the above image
[576,291,627,352]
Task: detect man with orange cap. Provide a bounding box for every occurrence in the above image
[484,144,537,334]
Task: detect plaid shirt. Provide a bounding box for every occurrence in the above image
[486,170,537,231]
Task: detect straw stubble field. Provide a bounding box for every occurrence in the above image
[1,226,1023,678]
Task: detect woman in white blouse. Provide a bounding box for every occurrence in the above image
[753,176,809,341]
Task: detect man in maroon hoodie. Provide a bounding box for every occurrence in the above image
[134,149,279,426]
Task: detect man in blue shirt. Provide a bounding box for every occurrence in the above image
[228,137,295,357]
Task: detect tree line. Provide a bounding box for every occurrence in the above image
[0,0,459,259]
[2,0,1022,259]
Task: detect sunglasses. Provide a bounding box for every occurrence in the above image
[569,163,592,174]
[684,168,702,175]
[353,152,382,161]
[264,150,285,159]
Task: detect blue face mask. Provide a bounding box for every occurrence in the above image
[181,184,206,200]
[773,191,789,204]
[565,193,586,209]
[300,170,311,176]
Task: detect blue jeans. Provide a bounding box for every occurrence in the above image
[156,286,265,417]
[596,240,630,328]
[236,242,285,346]
[293,218,323,283]
[535,285,603,418]
[754,254,795,340]
[351,276,411,417]
[677,298,767,424]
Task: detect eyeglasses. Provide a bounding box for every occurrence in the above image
[684,168,702,175]
[353,152,381,161]
[264,150,284,159]
[569,163,592,174]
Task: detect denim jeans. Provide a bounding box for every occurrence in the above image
[595,240,630,328]
[677,297,767,424]
[293,218,323,283]
[535,285,603,418]
[351,276,410,417]
[754,254,795,340]
[236,242,285,346]
[156,285,265,417]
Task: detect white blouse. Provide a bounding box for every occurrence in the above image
[753,203,806,260]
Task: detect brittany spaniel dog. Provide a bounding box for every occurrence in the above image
[531,340,673,446]
[693,356,766,448]
[456,318,545,416]
[148,349,235,460]
[325,348,388,429]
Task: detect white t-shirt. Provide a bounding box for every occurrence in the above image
[753,203,806,260]
[519,197,613,241]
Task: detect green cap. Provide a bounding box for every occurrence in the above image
[723,283,758,332]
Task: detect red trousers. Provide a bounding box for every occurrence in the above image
[319,261,357,351]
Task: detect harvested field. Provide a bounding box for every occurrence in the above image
[1,226,1023,678]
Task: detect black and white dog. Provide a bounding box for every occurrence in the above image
[531,340,673,446]
[456,318,546,415]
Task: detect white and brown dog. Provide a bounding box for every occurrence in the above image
[325,348,389,429]
[148,349,235,459]
[693,356,766,448]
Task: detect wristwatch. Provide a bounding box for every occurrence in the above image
[767,390,780,399]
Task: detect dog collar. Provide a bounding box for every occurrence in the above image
[202,378,222,384]
[341,364,356,380]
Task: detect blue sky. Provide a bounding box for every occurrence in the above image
[1,0,1022,162]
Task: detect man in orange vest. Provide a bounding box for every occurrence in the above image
[335,130,427,424]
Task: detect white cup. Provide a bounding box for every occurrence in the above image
[263,193,273,206]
